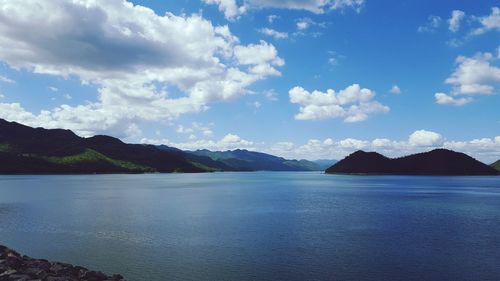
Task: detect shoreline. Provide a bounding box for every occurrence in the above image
[0,245,125,281]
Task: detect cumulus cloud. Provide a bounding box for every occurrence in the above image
[389,85,401,94]
[205,0,365,19]
[0,75,15,84]
[418,15,442,33]
[434,93,472,106]
[0,0,283,137]
[202,0,247,20]
[263,89,279,101]
[472,7,500,35]
[435,46,500,106]
[141,133,255,151]
[408,130,444,147]
[448,10,465,32]
[296,20,310,30]
[259,28,288,39]
[266,131,500,164]
[142,129,500,163]
[445,51,500,95]
[289,84,389,122]
[267,14,279,23]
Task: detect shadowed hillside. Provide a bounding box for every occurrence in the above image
[0,119,204,174]
[492,160,500,172]
[189,149,323,171]
[326,149,499,176]
[0,118,325,174]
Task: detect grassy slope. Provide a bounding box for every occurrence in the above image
[0,143,11,152]
[492,160,500,171]
[43,149,155,172]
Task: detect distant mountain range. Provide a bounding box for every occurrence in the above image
[1,118,496,176]
[0,119,324,174]
[185,149,326,171]
[326,149,499,176]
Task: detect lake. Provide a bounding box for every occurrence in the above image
[0,172,499,281]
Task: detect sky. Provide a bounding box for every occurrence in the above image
[0,0,499,162]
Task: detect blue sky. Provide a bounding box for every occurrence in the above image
[0,0,499,162]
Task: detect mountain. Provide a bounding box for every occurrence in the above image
[188,149,323,171]
[0,119,204,174]
[492,160,500,172]
[313,159,338,170]
[326,149,499,176]
[156,145,234,172]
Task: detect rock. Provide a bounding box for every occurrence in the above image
[0,245,125,280]
[6,273,31,280]
[4,257,22,269]
[82,270,108,281]
[0,269,17,276]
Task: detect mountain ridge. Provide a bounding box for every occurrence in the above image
[326,149,499,175]
[492,160,500,172]
[0,119,203,174]
[186,148,324,171]
[0,118,323,174]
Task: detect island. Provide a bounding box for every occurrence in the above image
[325,149,499,175]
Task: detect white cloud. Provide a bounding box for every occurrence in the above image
[472,7,500,35]
[296,20,310,30]
[176,125,194,134]
[445,49,500,95]
[266,131,500,163]
[252,101,262,108]
[48,86,58,92]
[202,0,247,20]
[245,0,363,14]
[234,40,284,76]
[142,133,255,151]
[418,15,442,33]
[389,85,401,94]
[436,46,500,106]
[408,130,444,147]
[327,51,343,66]
[177,122,214,138]
[294,17,328,32]
[205,0,364,19]
[0,75,15,84]
[143,129,499,163]
[267,14,279,23]
[434,93,472,106]
[0,0,283,137]
[448,10,465,32]
[259,28,288,39]
[289,84,389,122]
[263,89,279,101]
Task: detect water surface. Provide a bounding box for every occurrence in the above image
[0,172,499,281]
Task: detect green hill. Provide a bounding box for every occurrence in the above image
[0,118,327,174]
[0,119,204,174]
[491,160,500,172]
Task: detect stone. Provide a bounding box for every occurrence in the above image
[4,257,22,269]
[0,245,125,281]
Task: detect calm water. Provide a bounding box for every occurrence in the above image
[0,172,500,281]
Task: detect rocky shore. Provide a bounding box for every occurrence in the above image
[0,245,125,281]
